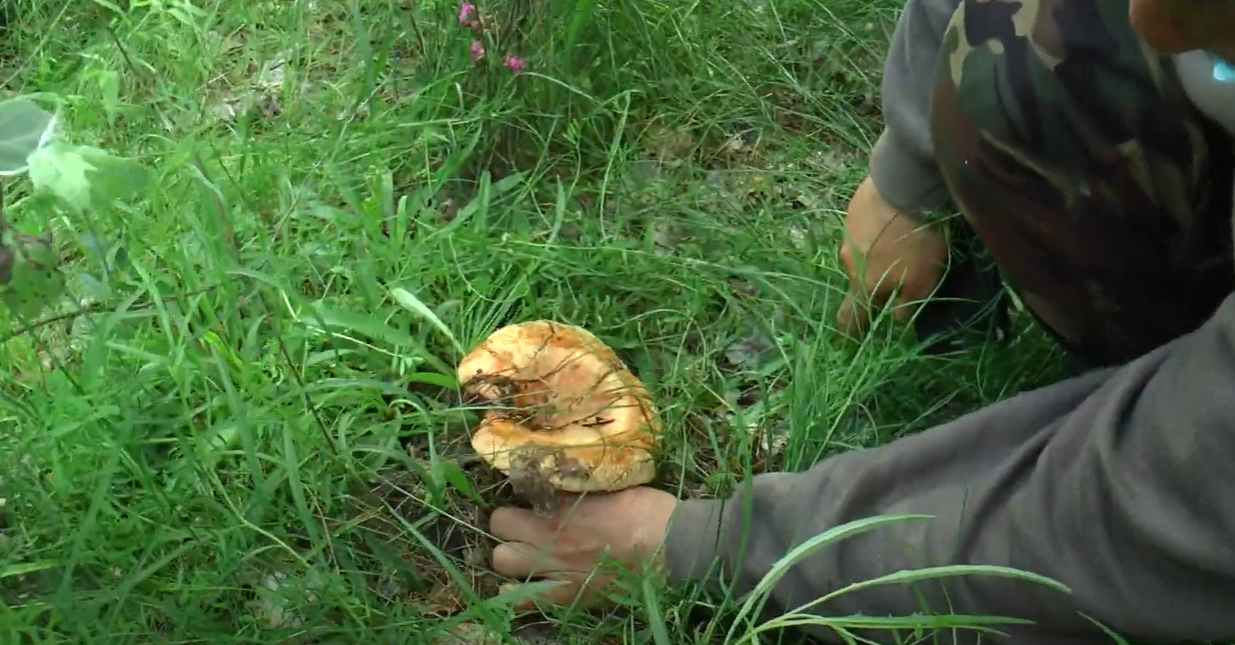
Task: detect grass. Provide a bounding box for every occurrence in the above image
[0,0,1073,643]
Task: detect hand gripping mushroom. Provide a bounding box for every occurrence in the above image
[457,320,662,514]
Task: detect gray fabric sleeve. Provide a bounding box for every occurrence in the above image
[868,0,961,215]
[665,291,1235,644]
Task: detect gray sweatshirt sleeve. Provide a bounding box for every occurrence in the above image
[869,0,961,215]
[664,292,1235,644]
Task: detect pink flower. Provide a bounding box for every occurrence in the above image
[504,55,527,74]
[470,41,486,62]
[458,1,476,26]
[458,1,484,31]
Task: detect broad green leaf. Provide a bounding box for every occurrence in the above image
[0,98,55,176]
[77,272,111,301]
[78,230,112,261]
[27,142,93,210]
[27,142,150,211]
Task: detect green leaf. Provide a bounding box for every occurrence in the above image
[0,231,64,319]
[390,286,464,355]
[431,458,484,506]
[77,272,112,301]
[725,513,936,645]
[297,302,455,376]
[78,230,112,261]
[1,560,60,579]
[0,98,55,176]
[27,142,150,211]
[300,304,423,350]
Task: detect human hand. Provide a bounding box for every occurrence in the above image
[837,175,948,336]
[489,487,678,610]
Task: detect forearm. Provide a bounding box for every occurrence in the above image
[666,294,1235,643]
[664,367,1106,627]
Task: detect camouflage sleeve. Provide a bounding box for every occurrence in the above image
[868,0,961,215]
[666,291,1235,643]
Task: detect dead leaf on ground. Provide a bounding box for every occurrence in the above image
[723,332,776,370]
[652,221,686,255]
[727,401,791,462]
[252,570,326,629]
[203,48,308,124]
[434,623,506,645]
[642,122,697,163]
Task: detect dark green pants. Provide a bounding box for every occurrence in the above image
[929,0,1234,369]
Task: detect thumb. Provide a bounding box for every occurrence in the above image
[836,292,868,336]
[837,239,868,336]
[840,277,898,336]
[889,289,919,324]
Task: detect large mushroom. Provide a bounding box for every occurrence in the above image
[457,320,661,514]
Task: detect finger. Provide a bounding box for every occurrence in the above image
[836,293,860,336]
[549,492,601,524]
[838,249,897,337]
[497,579,585,611]
[837,236,872,337]
[838,289,876,337]
[891,291,919,324]
[490,506,554,544]
[838,242,870,301]
[492,541,558,579]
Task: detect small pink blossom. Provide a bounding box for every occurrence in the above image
[470,41,486,62]
[458,1,476,26]
[504,55,527,74]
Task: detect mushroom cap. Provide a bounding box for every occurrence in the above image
[457,320,660,493]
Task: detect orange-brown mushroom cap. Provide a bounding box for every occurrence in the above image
[457,320,661,494]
